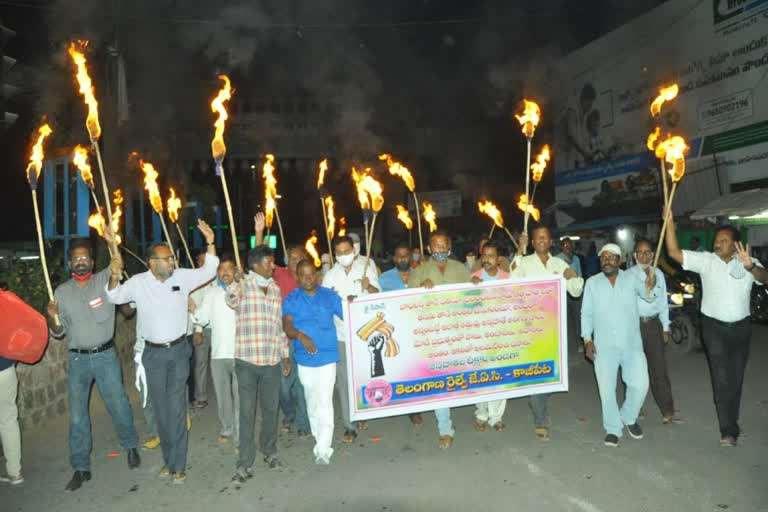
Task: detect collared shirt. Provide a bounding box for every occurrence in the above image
[627,265,670,330]
[54,268,115,349]
[408,258,470,288]
[105,254,219,343]
[283,286,343,367]
[226,276,289,366]
[471,268,510,281]
[273,265,298,300]
[379,267,409,292]
[555,252,582,278]
[509,252,584,297]
[581,270,660,351]
[188,280,214,335]
[682,250,763,322]
[322,256,380,342]
[192,284,236,360]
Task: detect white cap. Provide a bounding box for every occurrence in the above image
[599,243,622,257]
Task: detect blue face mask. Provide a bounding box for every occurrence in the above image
[412,253,420,262]
[217,277,228,290]
[431,250,451,263]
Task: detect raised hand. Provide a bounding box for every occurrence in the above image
[734,241,753,268]
[254,212,266,234]
[197,219,215,244]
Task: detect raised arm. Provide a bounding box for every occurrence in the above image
[664,208,683,264]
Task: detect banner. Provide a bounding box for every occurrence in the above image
[343,276,567,421]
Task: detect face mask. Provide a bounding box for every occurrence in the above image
[431,250,451,263]
[395,260,411,271]
[72,270,93,282]
[322,263,331,273]
[253,272,274,287]
[636,262,649,270]
[337,254,355,267]
[412,253,420,262]
[353,243,361,256]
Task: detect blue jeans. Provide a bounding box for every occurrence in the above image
[594,348,649,437]
[435,408,453,436]
[279,356,309,432]
[68,347,138,471]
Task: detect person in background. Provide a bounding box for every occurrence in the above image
[464,250,477,273]
[0,354,22,485]
[189,251,214,410]
[411,247,422,268]
[557,237,584,353]
[471,237,510,274]
[689,236,706,252]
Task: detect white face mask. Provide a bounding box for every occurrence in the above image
[353,243,361,256]
[322,263,331,273]
[336,254,355,267]
[253,272,273,287]
[635,261,649,270]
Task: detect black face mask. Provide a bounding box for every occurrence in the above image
[395,260,411,271]
[72,263,91,276]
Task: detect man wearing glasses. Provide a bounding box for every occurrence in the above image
[105,220,218,484]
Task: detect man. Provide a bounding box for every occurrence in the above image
[582,243,659,447]
[105,220,218,484]
[226,245,291,481]
[190,254,239,446]
[411,247,422,269]
[470,241,510,432]
[665,211,767,446]
[629,239,679,424]
[470,237,510,274]
[47,238,140,491]
[378,242,424,427]
[0,355,22,485]
[557,237,584,352]
[189,251,214,409]
[408,231,471,449]
[322,235,380,443]
[283,260,344,465]
[689,236,706,252]
[509,227,584,441]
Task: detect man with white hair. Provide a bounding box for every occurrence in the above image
[581,243,660,447]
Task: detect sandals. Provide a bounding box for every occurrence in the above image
[342,429,358,443]
[474,419,489,432]
[492,422,507,432]
[357,421,369,431]
[438,435,453,449]
[662,415,685,424]
[535,427,550,441]
[173,471,186,484]
[409,414,424,427]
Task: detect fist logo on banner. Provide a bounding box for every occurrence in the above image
[356,312,399,378]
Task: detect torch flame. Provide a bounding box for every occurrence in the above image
[26,124,53,184]
[72,145,94,188]
[530,144,551,182]
[88,208,106,236]
[360,174,384,213]
[338,217,347,237]
[167,187,182,223]
[305,232,322,267]
[650,84,679,117]
[317,158,328,189]
[517,194,540,222]
[139,159,163,213]
[324,196,335,238]
[654,135,689,182]
[263,154,277,228]
[111,189,123,245]
[478,200,504,228]
[351,167,371,210]
[647,126,661,151]
[515,99,541,138]
[68,42,101,141]
[210,75,232,163]
[379,154,415,192]
[422,201,438,232]
[396,205,413,230]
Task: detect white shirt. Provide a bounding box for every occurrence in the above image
[682,250,763,322]
[188,280,214,335]
[322,256,380,342]
[105,254,219,343]
[509,252,584,297]
[191,282,236,359]
[627,265,670,330]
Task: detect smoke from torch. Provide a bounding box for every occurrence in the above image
[478,200,504,228]
[305,232,322,267]
[396,205,413,230]
[68,42,101,141]
[139,160,163,213]
[211,75,232,166]
[515,99,541,139]
[263,154,277,228]
[422,202,437,232]
[650,84,679,117]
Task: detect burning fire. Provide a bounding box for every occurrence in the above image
[324,196,335,238]
[359,174,384,212]
[72,145,94,188]
[351,167,371,210]
[263,154,277,228]
[210,75,232,163]
[338,217,347,237]
[379,154,414,192]
[26,124,53,184]
[517,194,540,222]
[478,200,504,228]
[646,126,661,151]
[317,158,328,189]
[167,187,182,223]
[396,205,413,230]
[305,232,322,267]
[515,99,541,138]
[530,145,551,182]
[111,189,123,245]
[650,84,679,117]
[68,42,101,141]
[654,135,689,182]
[422,201,437,232]
[139,160,163,213]
[88,208,106,236]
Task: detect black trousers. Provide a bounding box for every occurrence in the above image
[236,359,281,470]
[639,316,674,417]
[701,315,751,438]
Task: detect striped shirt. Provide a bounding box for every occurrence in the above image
[226,276,289,366]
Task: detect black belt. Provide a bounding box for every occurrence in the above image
[703,315,749,326]
[640,315,659,323]
[69,340,114,354]
[145,335,186,349]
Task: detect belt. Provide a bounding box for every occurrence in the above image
[640,315,659,323]
[145,335,186,349]
[703,315,749,326]
[69,340,114,354]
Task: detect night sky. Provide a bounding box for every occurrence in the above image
[0,0,664,244]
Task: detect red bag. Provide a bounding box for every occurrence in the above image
[0,290,49,364]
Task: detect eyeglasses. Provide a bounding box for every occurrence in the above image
[71,256,91,263]
[150,256,176,262]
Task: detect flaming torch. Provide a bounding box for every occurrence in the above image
[72,144,101,211]
[528,144,551,207]
[210,75,240,267]
[68,41,113,227]
[422,201,438,233]
[168,187,194,267]
[305,231,322,267]
[338,217,347,237]
[139,159,176,256]
[396,204,413,248]
[517,194,540,223]
[317,158,334,265]
[358,173,384,276]
[478,200,518,248]
[649,84,679,205]
[352,167,372,245]
[25,123,58,325]
[261,154,288,259]
[515,99,541,233]
[380,153,424,256]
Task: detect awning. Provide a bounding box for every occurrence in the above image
[553,214,660,234]
[690,188,768,220]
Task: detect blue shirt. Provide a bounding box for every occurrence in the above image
[627,265,670,331]
[556,253,582,277]
[581,270,660,352]
[282,286,343,367]
[378,267,408,292]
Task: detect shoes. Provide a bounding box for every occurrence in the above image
[473,419,489,432]
[438,434,453,450]
[193,401,208,409]
[492,422,507,432]
[297,430,312,440]
[409,414,424,427]
[604,434,619,447]
[720,435,737,447]
[535,427,550,441]
[0,474,24,485]
[264,455,283,470]
[232,467,253,483]
[127,448,141,470]
[142,436,161,450]
[173,471,186,485]
[626,423,644,440]
[158,465,170,478]
[64,471,91,492]
[280,423,292,434]
[218,435,231,444]
[662,415,685,424]
[357,421,369,430]
[342,429,357,443]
